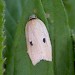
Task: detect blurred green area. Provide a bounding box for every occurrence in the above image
[63,0,75,72]
[0,0,5,75]
[0,0,75,75]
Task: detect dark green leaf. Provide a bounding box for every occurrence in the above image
[0,0,5,75]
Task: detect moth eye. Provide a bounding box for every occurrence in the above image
[30,41,33,46]
[43,38,46,43]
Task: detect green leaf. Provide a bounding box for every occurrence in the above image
[0,0,5,75]
[72,31,75,61]
[62,0,75,72]
[42,0,74,75]
[5,0,54,75]
[5,0,74,75]
[62,0,75,30]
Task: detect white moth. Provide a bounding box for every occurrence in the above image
[25,15,52,65]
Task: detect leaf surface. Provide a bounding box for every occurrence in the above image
[5,0,74,75]
[0,0,5,75]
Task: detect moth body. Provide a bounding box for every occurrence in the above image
[25,16,52,65]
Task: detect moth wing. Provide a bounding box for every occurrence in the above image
[25,19,52,65]
[37,19,52,61]
[26,20,43,65]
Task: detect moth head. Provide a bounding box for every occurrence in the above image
[29,14,37,20]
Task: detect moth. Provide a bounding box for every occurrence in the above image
[25,15,52,65]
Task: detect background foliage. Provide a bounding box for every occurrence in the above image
[0,0,5,75]
[0,0,75,75]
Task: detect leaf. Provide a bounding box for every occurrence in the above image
[0,0,5,75]
[62,0,75,30]
[5,0,74,75]
[62,0,75,72]
[72,31,75,61]
[42,0,74,75]
[5,0,54,75]
[4,0,22,74]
